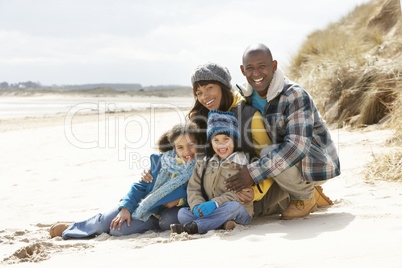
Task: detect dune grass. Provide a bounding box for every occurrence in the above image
[365,149,402,182]
[288,0,401,128]
[366,92,402,182]
[287,0,402,182]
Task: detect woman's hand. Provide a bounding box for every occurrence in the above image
[139,169,153,183]
[236,188,254,204]
[110,208,131,231]
[163,199,180,208]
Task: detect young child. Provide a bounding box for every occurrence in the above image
[49,122,201,239]
[171,110,253,234]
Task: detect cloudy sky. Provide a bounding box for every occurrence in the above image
[0,0,371,87]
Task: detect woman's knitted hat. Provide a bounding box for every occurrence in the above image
[191,62,232,89]
[207,110,239,141]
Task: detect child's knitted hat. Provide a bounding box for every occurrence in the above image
[191,62,232,89]
[207,110,239,141]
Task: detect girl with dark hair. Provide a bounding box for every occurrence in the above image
[49,123,201,239]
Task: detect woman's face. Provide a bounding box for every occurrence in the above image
[195,83,222,111]
[173,134,198,162]
[211,134,234,160]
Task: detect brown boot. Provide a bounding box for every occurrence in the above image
[49,223,71,238]
[223,220,236,231]
[314,186,334,207]
[281,197,317,220]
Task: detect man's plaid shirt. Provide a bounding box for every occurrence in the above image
[247,82,340,183]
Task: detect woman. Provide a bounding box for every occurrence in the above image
[186,62,275,204]
[141,63,279,214]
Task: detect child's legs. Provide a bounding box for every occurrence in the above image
[62,206,160,239]
[177,207,199,224]
[62,206,120,239]
[109,216,159,236]
[195,201,251,234]
[181,201,251,234]
[158,207,181,231]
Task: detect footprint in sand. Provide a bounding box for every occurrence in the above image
[0,229,43,245]
[2,241,93,265]
[1,225,93,265]
[14,230,26,236]
[2,242,52,264]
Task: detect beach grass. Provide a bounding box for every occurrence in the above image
[287,0,402,182]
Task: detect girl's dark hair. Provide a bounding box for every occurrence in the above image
[157,122,202,153]
[186,80,234,144]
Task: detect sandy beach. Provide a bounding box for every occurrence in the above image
[1,95,401,267]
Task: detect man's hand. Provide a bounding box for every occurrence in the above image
[224,166,254,192]
[110,208,131,231]
[236,187,254,204]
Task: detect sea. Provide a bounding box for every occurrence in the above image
[0,96,193,119]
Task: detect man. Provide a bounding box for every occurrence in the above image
[225,43,340,219]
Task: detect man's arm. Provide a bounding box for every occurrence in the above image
[226,87,314,191]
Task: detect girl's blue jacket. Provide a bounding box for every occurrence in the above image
[118,154,188,216]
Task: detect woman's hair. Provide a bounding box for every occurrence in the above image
[186,80,234,140]
[157,122,202,153]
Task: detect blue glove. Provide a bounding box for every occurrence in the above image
[193,205,201,217]
[197,201,217,217]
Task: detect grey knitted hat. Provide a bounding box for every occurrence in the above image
[191,62,232,89]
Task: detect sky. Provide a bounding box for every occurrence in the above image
[0,0,373,87]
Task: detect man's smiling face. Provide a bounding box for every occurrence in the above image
[241,50,277,98]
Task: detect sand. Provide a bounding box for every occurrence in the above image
[0,95,401,267]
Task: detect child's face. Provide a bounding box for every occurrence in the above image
[211,134,234,160]
[174,134,198,162]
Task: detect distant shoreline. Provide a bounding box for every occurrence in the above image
[0,95,194,122]
[0,107,191,133]
[0,86,194,98]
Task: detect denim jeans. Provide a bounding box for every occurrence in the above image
[178,201,251,234]
[62,206,181,240]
